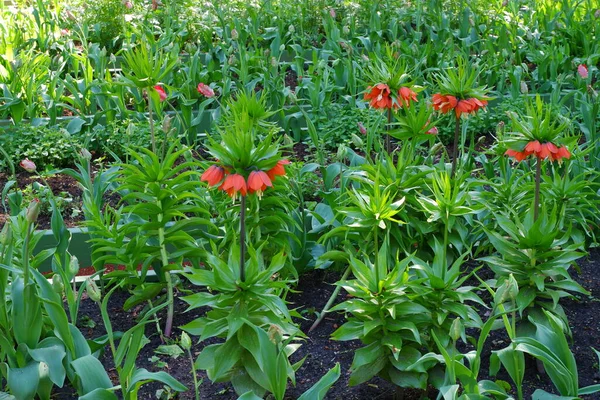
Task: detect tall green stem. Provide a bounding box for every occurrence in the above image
[239,195,247,282]
[157,202,174,338]
[308,267,351,333]
[148,89,157,154]
[386,108,392,154]
[373,226,379,288]
[22,222,32,288]
[534,157,541,221]
[451,115,461,178]
[188,348,200,400]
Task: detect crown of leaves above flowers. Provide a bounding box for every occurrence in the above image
[503,95,572,162]
[201,91,288,199]
[432,57,492,117]
[362,46,423,109]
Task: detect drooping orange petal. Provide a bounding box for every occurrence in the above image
[525,140,542,154]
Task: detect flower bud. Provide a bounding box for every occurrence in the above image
[231,29,239,40]
[520,80,528,94]
[26,199,41,224]
[283,134,294,148]
[329,8,336,18]
[228,54,236,65]
[430,142,444,155]
[20,159,36,173]
[0,224,11,246]
[268,324,283,344]
[449,317,464,342]
[351,133,363,148]
[288,24,295,34]
[80,148,92,160]
[69,256,80,277]
[343,25,350,35]
[180,331,192,350]
[52,274,64,294]
[336,144,347,161]
[86,278,101,303]
[495,274,519,305]
[279,44,285,53]
[357,122,367,135]
[162,115,172,134]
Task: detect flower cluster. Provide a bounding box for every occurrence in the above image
[432,94,488,118]
[364,84,418,110]
[505,140,570,162]
[201,159,290,200]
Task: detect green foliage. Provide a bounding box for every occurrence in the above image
[181,247,302,399]
[317,104,381,150]
[0,125,81,171]
[82,0,126,51]
[330,242,482,391]
[480,206,588,317]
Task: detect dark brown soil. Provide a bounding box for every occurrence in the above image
[0,170,85,229]
[62,250,600,400]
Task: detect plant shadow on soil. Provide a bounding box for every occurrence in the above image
[55,249,600,400]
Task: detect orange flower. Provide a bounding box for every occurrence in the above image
[201,165,225,187]
[551,146,571,162]
[506,140,570,162]
[267,159,290,180]
[247,170,273,197]
[221,174,247,199]
[433,95,487,117]
[398,87,418,108]
[432,94,458,114]
[455,99,476,117]
[524,140,542,155]
[364,83,393,109]
[505,148,528,162]
[469,97,488,112]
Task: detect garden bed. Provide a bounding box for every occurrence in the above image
[60,250,600,400]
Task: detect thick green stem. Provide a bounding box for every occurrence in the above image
[386,108,392,154]
[239,195,247,282]
[308,267,351,333]
[373,226,379,288]
[148,89,157,154]
[451,115,461,178]
[23,222,32,288]
[534,157,541,221]
[157,202,174,338]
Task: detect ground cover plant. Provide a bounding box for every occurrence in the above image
[1,0,600,399]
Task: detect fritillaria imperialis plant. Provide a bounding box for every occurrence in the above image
[503,95,572,220]
[200,91,289,281]
[432,57,491,176]
[480,206,587,321]
[362,49,421,152]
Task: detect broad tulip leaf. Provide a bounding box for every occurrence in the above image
[1,362,40,400]
[71,355,113,394]
[79,388,118,400]
[128,368,187,394]
[297,363,341,400]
